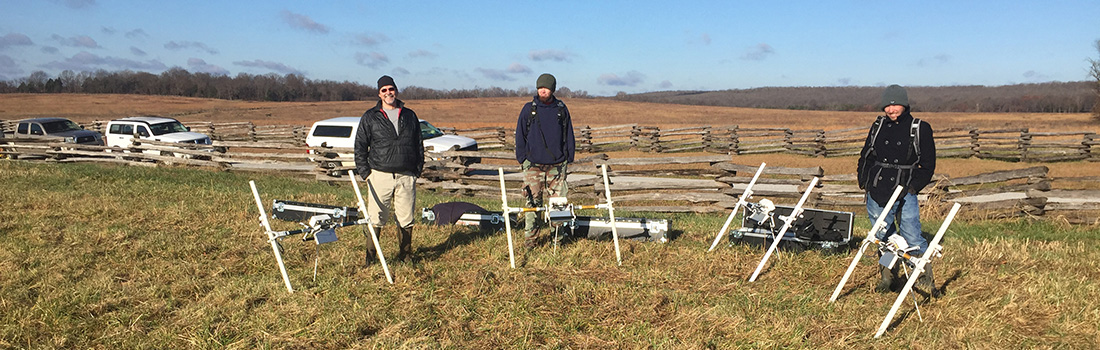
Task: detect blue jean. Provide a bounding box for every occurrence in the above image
[866,192,927,255]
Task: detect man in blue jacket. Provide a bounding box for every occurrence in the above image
[355,75,424,262]
[515,73,576,248]
[857,84,938,295]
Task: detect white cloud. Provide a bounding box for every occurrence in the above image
[740,43,774,61]
[354,52,389,69]
[164,41,218,54]
[51,34,100,48]
[506,63,531,74]
[0,33,34,48]
[598,71,646,87]
[233,59,304,75]
[125,29,148,39]
[40,51,167,71]
[281,10,330,34]
[408,49,437,59]
[187,58,229,75]
[529,49,574,62]
[354,33,389,46]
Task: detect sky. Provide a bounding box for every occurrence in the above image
[1,0,1098,96]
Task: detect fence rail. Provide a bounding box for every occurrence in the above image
[4,119,1098,224]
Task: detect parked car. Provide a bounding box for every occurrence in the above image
[3,117,104,145]
[305,117,479,168]
[105,116,212,157]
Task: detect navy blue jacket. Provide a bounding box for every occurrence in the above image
[515,95,575,165]
[354,99,424,177]
[857,110,936,205]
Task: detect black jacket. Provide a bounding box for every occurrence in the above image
[354,99,424,177]
[857,110,936,205]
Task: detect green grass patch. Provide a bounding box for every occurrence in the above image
[1,160,1098,348]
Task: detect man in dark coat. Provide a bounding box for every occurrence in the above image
[857,84,938,294]
[354,75,425,262]
[514,73,576,247]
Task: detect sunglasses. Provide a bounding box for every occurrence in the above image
[380,87,396,93]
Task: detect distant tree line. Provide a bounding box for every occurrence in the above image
[615,82,1095,114]
[1090,39,1100,121]
[1,68,1095,115]
[0,68,592,101]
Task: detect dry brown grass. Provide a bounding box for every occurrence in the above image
[3,93,1099,132]
[1,161,1098,348]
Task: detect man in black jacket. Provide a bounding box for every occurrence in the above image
[857,84,938,295]
[354,75,424,262]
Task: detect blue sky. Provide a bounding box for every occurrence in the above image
[1,0,1098,96]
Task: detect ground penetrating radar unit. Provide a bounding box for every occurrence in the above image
[829,185,962,338]
[248,170,394,293]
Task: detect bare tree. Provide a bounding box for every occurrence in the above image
[1090,39,1100,121]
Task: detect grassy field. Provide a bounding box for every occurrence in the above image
[3,160,1099,348]
[3,93,1099,132]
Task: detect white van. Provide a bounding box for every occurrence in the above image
[105,116,212,156]
[306,117,478,168]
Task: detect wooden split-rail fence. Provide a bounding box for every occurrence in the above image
[3,119,1098,224]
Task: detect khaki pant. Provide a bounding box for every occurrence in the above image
[366,171,417,228]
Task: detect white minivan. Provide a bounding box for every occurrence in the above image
[306,117,478,168]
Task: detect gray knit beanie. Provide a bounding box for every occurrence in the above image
[536,73,556,92]
[878,84,909,110]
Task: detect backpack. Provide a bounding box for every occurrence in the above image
[863,116,923,164]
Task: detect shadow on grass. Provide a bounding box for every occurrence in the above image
[415,225,498,262]
[883,269,961,334]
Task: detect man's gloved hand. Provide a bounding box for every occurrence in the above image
[359,169,370,180]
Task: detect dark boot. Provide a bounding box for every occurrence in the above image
[919,265,941,297]
[524,229,541,248]
[875,264,896,293]
[364,227,379,266]
[396,225,413,261]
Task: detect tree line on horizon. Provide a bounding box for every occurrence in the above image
[613,82,1095,114]
[0,68,592,102]
[0,68,1095,114]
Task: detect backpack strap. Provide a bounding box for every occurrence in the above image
[863,116,886,159]
[908,118,921,163]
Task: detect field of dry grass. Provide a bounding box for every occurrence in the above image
[1,161,1098,348]
[3,93,1098,132]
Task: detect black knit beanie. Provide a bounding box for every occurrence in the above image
[536,73,556,92]
[377,75,397,91]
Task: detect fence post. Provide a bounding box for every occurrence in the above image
[652,127,662,153]
[969,129,980,158]
[295,126,307,146]
[783,128,794,154]
[815,130,826,157]
[702,126,714,153]
[248,122,257,142]
[630,125,641,150]
[1084,133,1096,160]
[730,125,740,155]
[580,126,592,153]
[207,122,219,141]
[1019,128,1031,162]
